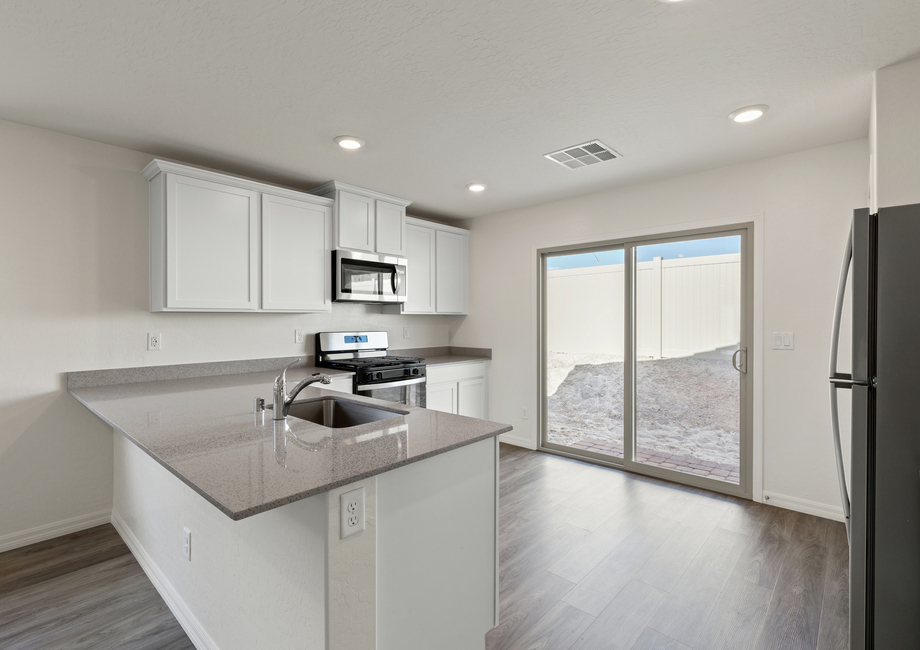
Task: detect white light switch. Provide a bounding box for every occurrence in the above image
[772,332,794,350]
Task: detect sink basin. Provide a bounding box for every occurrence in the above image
[286,397,407,428]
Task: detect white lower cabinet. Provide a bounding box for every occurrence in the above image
[457,376,486,420]
[427,381,458,414]
[426,361,489,419]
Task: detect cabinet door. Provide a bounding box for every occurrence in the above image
[337,191,375,252]
[457,377,486,419]
[435,230,469,314]
[427,382,458,414]
[403,223,435,314]
[261,194,331,312]
[166,174,258,310]
[375,200,406,256]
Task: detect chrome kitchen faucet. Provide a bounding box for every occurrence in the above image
[273,359,331,420]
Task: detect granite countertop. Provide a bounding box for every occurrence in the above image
[70,366,511,521]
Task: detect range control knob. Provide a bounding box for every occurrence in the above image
[375,372,383,380]
[412,368,420,375]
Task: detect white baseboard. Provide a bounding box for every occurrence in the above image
[761,492,845,522]
[0,509,112,553]
[498,432,536,450]
[111,510,220,650]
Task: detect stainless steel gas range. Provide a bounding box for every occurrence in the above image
[315,331,426,407]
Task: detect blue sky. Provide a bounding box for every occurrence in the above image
[546,236,740,270]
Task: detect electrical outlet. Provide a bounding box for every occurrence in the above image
[182,527,191,561]
[147,332,162,351]
[340,487,365,539]
[522,407,529,420]
[294,329,304,344]
[403,326,410,339]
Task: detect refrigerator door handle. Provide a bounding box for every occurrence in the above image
[828,224,853,542]
[829,372,872,388]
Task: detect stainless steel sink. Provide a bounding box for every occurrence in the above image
[285,397,407,428]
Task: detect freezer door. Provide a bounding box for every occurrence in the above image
[873,202,920,648]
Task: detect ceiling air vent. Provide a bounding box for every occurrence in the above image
[544,140,621,169]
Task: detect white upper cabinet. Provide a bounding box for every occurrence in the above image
[435,229,469,315]
[261,193,332,312]
[337,191,375,252]
[402,223,436,314]
[391,217,469,315]
[164,174,259,310]
[144,160,334,313]
[310,181,410,256]
[375,200,406,256]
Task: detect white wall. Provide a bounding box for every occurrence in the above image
[0,118,454,544]
[875,55,920,208]
[454,138,866,513]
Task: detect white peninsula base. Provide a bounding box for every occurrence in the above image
[112,433,499,650]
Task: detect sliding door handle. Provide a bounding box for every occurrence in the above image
[731,348,747,373]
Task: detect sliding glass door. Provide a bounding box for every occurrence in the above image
[540,227,752,497]
[544,247,625,460]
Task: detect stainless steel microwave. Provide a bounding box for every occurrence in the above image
[334,250,407,304]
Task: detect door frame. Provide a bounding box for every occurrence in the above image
[537,221,757,500]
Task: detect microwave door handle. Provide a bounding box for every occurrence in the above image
[392,267,401,295]
[828,223,853,543]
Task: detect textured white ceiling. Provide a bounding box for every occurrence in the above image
[1,0,918,219]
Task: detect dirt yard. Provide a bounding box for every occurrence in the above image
[546,353,740,465]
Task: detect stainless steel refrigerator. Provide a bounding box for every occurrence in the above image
[829,203,920,649]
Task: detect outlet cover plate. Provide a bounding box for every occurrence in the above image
[340,487,365,539]
[147,332,162,351]
[772,332,794,350]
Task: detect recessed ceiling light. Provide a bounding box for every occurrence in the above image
[467,183,487,192]
[729,105,770,123]
[658,0,686,3]
[335,136,365,149]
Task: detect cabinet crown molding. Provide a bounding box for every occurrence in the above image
[406,216,469,236]
[310,180,412,208]
[141,159,334,207]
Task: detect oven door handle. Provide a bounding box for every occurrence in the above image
[356,376,426,391]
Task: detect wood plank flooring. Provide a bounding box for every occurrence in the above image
[0,447,848,650]
[487,445,849,650]
[0,524,193,650]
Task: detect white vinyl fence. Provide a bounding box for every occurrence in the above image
[546,254,740,358]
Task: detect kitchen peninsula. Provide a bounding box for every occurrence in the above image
[69,358,510,650]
